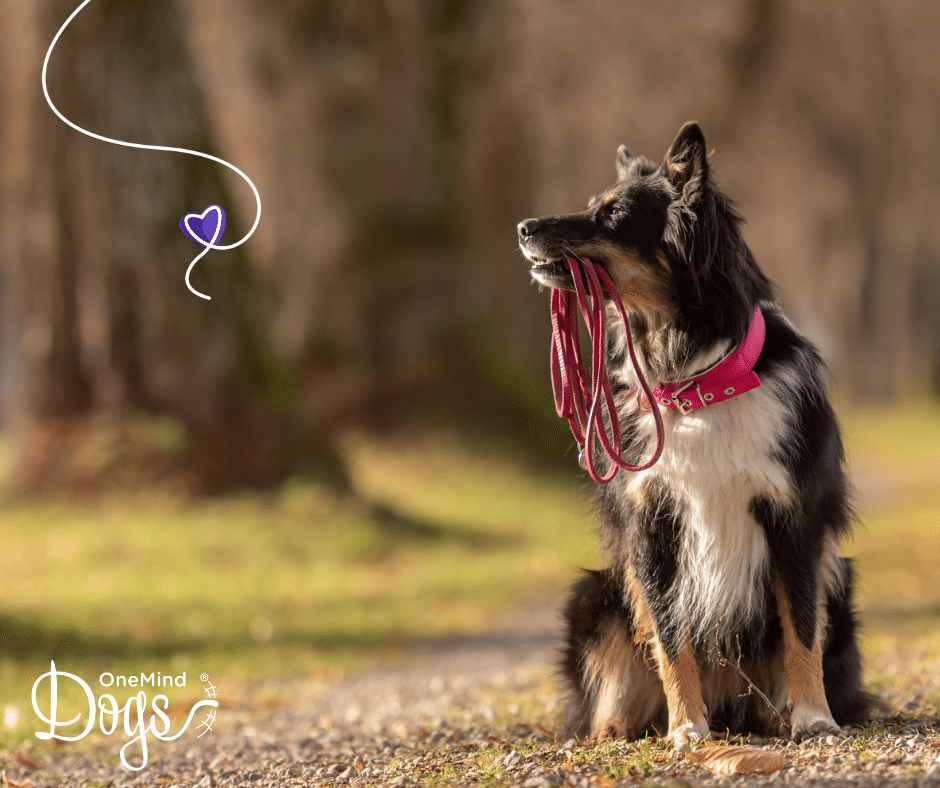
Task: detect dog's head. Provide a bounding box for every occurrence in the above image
[518,122,770,334]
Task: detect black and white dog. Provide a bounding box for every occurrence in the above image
[517,122,868,748]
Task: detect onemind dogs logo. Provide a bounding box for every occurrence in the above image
[31,662,219,771]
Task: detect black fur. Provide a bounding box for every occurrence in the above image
[628,478,684,661]
[520,122,869,742]
[560,568,635,734]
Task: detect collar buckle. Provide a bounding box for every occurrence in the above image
[671,379,695,415]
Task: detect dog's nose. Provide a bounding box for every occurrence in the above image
[517,218,539,242]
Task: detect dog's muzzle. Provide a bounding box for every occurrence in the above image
[517,218,565,277]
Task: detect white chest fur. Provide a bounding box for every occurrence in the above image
[625,371,796,642]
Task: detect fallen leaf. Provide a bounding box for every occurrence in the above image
[686,745,789,775]
[13,753,38,771]
[1,770,34,788]
[536,723,557,742]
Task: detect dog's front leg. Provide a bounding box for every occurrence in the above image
[653,635,709,752]
[630,479,709,751]
[774,573,839,741]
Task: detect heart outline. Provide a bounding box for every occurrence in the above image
[180,204,226,247]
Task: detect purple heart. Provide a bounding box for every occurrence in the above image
[180,205,226,246]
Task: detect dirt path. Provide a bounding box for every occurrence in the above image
[6,455,939,786]
[7,599,940,787]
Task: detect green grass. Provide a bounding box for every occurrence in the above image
[0,429,599,747]
[1,397,939,748]
[842,398,940,670]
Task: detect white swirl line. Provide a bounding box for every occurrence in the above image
[183,206,224,300]
[41,0,262,299]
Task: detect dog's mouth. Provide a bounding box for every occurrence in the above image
[525,251,599,292]
[527,255,570,276]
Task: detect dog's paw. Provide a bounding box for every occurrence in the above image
[667,720,710,755]
[790,708,840,743]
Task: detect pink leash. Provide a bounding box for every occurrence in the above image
[550,257,665,483]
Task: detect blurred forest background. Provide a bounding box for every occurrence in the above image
[1,0,939,494]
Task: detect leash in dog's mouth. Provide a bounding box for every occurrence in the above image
[549,257,665,482]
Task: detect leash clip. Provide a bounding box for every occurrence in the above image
[577,444,588,471]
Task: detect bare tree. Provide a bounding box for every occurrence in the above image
[0,0,311,492]
[2,0,938,496]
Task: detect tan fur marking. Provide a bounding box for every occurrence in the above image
[626,477,655,521]
[667,161,688,182]
[583,618,665,740]
[573,240,674,322]
[655,249,672,274]
[654,638,707,736]
[625,568,654,645]
[774,574,832,722]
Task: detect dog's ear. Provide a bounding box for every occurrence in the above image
[664,121,708,203]
[615,144,635,182]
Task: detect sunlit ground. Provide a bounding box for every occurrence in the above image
[841,398,940,706]
[0,399,938,746]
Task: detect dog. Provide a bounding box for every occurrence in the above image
[516,122,868,749]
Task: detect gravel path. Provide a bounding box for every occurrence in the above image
[6,603,940,787]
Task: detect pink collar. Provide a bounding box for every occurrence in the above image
[642,305,765,414]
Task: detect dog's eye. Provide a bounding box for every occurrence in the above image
[606,205,623,217]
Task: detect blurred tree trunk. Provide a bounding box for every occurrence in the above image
[184,0,551,434]
[709,0,781,143]
[0,0,333,493]
[6,0,938,496]
[799,2,914,401]
[0,0,93,485]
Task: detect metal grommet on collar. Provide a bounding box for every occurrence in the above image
[724,387,735,396]
[703,392,714,401]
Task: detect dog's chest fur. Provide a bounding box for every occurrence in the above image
[604,315,796,645]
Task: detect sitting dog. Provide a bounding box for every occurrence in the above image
[516,122,868,748]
